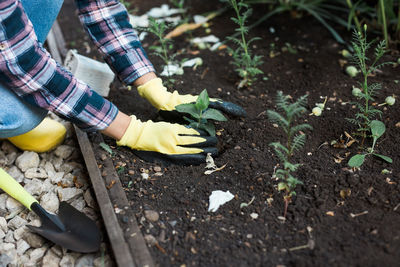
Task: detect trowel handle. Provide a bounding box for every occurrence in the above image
[0,168,38,210]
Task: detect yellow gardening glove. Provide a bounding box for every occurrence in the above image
[116,115,217,165]
[137,78,198,111]
[137,78,246,117]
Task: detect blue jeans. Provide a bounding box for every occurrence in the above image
[0,0,64,138]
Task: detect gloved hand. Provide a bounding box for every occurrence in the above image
[116,115,218,165]
[137,78,247,121]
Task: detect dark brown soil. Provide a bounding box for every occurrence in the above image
[59,1,400,266]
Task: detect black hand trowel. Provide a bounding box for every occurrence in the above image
[0,168,100,253]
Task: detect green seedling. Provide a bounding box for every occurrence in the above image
[176,89,227,136]
[99,142,113,156]
[346,25,391,146]
[268,91,312,218]
[147,18,177,86]
[170,0,190,23]
[224,0,263,88]
[348,120,392,167]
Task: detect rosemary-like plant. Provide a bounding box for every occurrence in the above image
[225,0,263,88]
[147,18,177,85]
[267,91,312,217]
[346,25,390,146]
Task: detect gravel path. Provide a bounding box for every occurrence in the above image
[0,113,113,266]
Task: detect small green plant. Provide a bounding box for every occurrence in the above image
[267,91,312,217]
[176,90,227,136]
[346,25,393,168]
[147,18,177,85]
[170,0,190,23]
[346,25,391,146]
[225,0,263,88]
[348,120,392,167]
[345,0,400,46]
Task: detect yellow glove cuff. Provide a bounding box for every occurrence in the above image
[137,78,197,111]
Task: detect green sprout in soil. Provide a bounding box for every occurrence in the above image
[348,120,392,167]
[346,25,393,168]
[176,89,227,136]
[224,0,263,88]
[267,91,312,218]
[147,17,177,86]
[170,0,190,23]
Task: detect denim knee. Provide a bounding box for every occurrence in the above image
[20,0,65,43]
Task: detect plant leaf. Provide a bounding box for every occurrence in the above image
[202,108,227,121]
[373,153,393,163]
[196,89,210,111]
[99,142,113,155]
[370,120,386,139]
[348,154,366,167]
[176,103,200,119]
[199,122,216,136]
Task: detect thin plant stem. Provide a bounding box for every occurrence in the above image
[397,5,400,33]
[379,0,389,47]
[346,0,362,33]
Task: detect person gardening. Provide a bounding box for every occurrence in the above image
[0,0,245,165]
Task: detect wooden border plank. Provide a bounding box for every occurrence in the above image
[91,133,155,267]
[75,127,136,267]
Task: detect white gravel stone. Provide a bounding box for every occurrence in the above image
[0,150,6,165]
[29,247,48,263]
[49,171,64,184]
[0,228,5,239]
[4,230,15,243]
[6,197,23,214]
[75,254,95,267]
[23,232,46,248]
[61,173,75,187]
[59,162,75,174]
[42,249,61,267]
[24,178,43,196]
[16,151,40,172]
[6,151,17,166]
[0,216,8,232]
[0,254,13,267]
[54,145,74,159]
[0,243,17,265]
[6,166,24,183]
[57,188,83,202]
[40,192,60,213]
[17,255,31,266]
[52,156,63,171]
[16,239,30,255]
[44,161,56,174]
[8,215,27,230]
[0,194,8,210]
[1,140,18,154]
[83,190,96,209]
[60,254,76,267]
[70,197,85,211]
[14,226,28,241]
[42,178,54,193]
[25,167,48,179]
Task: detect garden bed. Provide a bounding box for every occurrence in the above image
[59,0,400,266]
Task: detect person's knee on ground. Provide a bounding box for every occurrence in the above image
[7,118,67,153]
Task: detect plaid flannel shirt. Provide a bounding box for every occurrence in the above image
[0,0,155,131]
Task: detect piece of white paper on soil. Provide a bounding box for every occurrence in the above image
[208,190,234,212]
